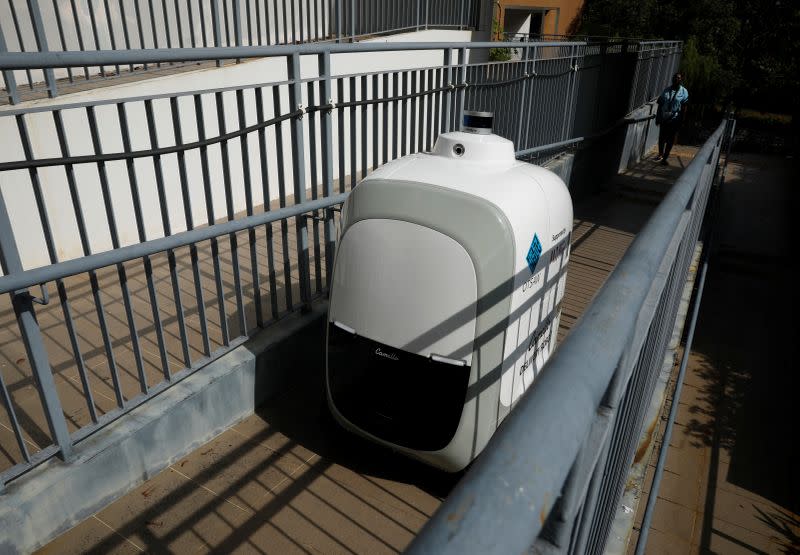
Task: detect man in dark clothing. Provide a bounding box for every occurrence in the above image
[655,73,689,165]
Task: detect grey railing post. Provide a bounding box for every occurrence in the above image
[442,48,453,132]
[0,23,20,104]
[233,0,242,46]
[336,0,342,42]
[457,46,467,125]
[0,190,72,462]
[319,51,336,288]
[232,0,242,62]
[424,0,429,29]
[27,0,58,98]
[350,0,355,38]
[516,44,530,146]
[459,0,464,29]
[415,0,420,31]
[211,0,222,65]
[288,53,313,311]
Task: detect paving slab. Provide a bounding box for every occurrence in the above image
[629,152,799,555]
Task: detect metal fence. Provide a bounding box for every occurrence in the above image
[628,40,682,112]
[409,116,735,555]
[0,0,483,103]
[0,37,690,552]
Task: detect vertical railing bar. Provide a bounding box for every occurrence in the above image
[349,0,354,38]
[372,73,379,168]
[360,74,367,175]
[232,0,242,64]
[173,0,185,47]
[272,85,294,310]
[348,75,357,187]
[236,88,264,327]
[424,68,433,150]
[199,0,209,47]
[255,86,279,318]
[336,78,345,192]
[187,0,197,48]
[281,0,288,44]
[8,0,35,90]
[263,0,272,45]
[383,72,390,162]
[306,80,323,292]
[161,0,173,64]
[193,93,231,345]
[101,0,121,75]
[443,48,453,132]
[146,0,162,68]
[401,71,409,156]
[319,52,335,288]
[298,0,304,43]
[0,23,20,104]
[169,95,204,362]
[87,0,107,76]
[211,0,222,62]
[89,105,152,395]
[215,91,248,336]
[51,0,74,82]
[288,52,312,311]
[335,0,342,41]
[117,0,134,73]
[0,360,31,465]
[409,71,417,153]
[132,0,148,70]
[254,0,262,44]
[143,99,183,378]
[392,71,399,160]
[0,189,74,461]
[14,115,59,265]
[53,110,100,421]
[416,70,424,152]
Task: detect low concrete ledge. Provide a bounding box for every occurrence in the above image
[0,303,327,555]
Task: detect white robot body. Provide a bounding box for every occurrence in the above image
[326,126,573,471]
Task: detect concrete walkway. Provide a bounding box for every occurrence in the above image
[629,152,799,554]
[32,146,702,554]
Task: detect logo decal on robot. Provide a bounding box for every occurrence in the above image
[375,348,399,361]
[526,233,543,273]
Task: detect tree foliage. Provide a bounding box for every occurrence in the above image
[573,0,799,115]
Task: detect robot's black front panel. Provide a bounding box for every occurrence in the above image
[327,323,471,452]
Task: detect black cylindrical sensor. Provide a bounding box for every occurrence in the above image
[462,110,493,134]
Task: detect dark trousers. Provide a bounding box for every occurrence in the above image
[658,119,680,158]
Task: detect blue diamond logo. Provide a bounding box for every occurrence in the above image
[526,234,542,273]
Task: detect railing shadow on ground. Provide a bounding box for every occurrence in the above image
[674,151,798,553]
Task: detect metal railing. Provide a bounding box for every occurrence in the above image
[0,39,591,490]
[628,40,682,112]
[0,0,483,103]
[408,117,735,554]
[0,37,691,552]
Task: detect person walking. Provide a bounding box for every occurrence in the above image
[655,73,689,165]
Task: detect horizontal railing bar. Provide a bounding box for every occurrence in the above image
[0,193,348,294]
[516,137,584,156]
[0,41,587,70]
[0,109,301,170]
[407,121,725,555]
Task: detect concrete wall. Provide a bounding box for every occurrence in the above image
[0,302,328,555]
[0,0,334,84]
[0,29,479,271]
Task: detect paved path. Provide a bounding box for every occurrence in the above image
[629,151,799,554]
[31,146,701,553]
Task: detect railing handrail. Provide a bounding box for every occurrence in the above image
[0,40,587,70]
[0,192,348,295]
[407,121,726,554]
